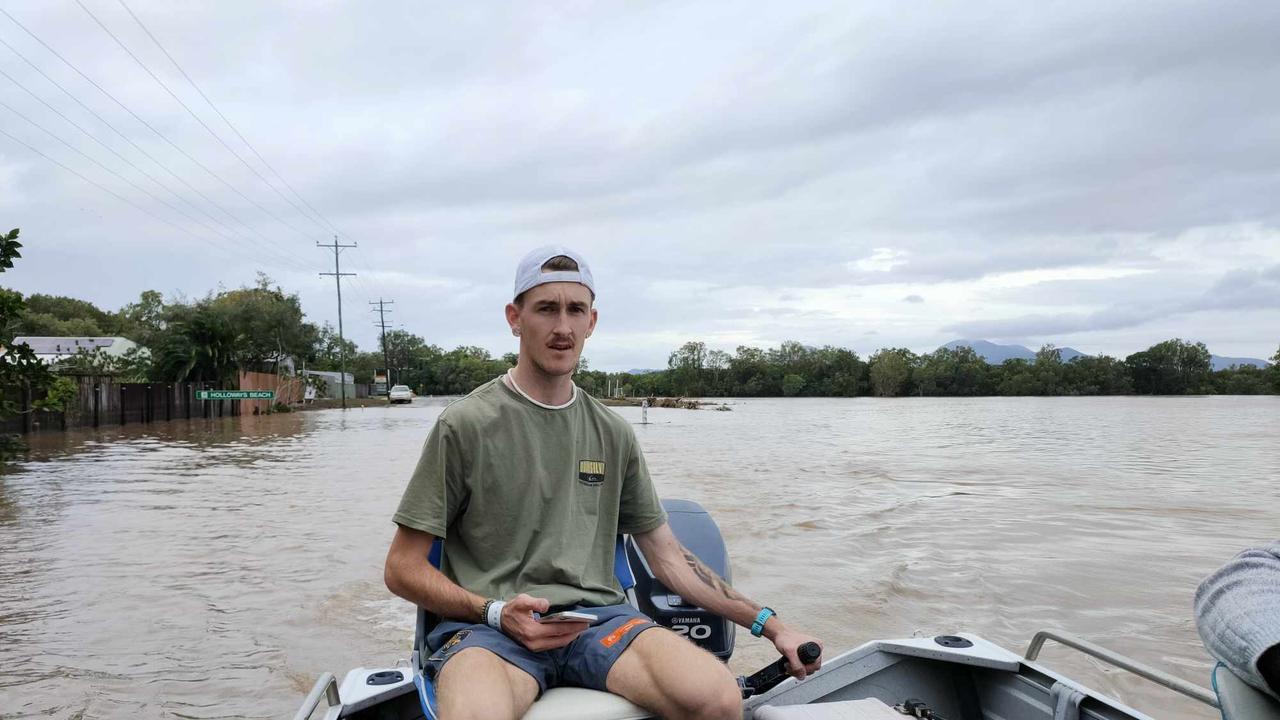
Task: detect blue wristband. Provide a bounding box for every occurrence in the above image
[751,607,776,637]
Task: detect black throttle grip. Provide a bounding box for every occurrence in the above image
[798,642,821,665]
[739,641,824,698]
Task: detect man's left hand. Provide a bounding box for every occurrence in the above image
[767,621,823,680]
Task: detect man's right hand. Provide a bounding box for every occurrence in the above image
[500,594,590,652]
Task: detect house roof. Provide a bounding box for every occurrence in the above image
[12,336,130,354]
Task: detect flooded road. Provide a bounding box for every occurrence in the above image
[1,396,1277,719]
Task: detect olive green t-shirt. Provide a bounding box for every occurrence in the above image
[392,377,667,608]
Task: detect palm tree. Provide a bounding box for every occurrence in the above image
[152,303,242,385]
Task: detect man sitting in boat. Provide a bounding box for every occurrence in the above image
[1196,540,1280,699]
[384,246,823,720]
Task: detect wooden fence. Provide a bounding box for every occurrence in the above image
[238,370,304,406]
[3,371,306,435]
[118,380,233,424]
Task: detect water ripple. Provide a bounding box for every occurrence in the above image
[1,397,1276,719]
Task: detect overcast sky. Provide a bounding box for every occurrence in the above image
[1,1,1277,371]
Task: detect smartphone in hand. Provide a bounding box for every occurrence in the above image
[537,610,598,624]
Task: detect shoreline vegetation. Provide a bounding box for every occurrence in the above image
[608,340,1280,399]
[3,268,1278,428]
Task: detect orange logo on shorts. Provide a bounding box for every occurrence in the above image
[600,618,649,648]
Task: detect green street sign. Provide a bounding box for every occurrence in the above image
[196,390,275,400]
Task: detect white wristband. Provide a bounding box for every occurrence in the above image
[486,600,506,630]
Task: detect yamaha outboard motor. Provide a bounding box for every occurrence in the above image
[624,499,735,660]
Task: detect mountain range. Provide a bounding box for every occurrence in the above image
[941,339,1086,363]
[1209,355,1274,371]
[941,339,1271,371]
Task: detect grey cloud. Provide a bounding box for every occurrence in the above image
[1196,265,1280,312]
[3,1,1280,365]
[903,294,924,303]
[942,307,1163,341]
[838,237,1144,287]
[980,272,1192,308]
[40,0,1269,243]
[942,264,1280,341]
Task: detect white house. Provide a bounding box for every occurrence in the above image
[301,369,356,400]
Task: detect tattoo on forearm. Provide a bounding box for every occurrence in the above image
[681,546,756,607]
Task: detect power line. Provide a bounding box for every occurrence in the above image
[345,258,379,304]
[114,0,386,322]
[326,242,384,324]
[115,0,340,239]
[69,0,323,244]
[0,124,243,267]
[0,6,322,266]
[318,236,356,410]
[0,97,313,273]
[2,5,382,310]
[319,244,374,324]
[0,63,160,194]
[370,298,394,386]
[0,62,311,274]
[0,30,318,272]
[343,241,394,299]
[0,98,220,241]
[112,0,388,315]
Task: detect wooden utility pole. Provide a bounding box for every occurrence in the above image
[370,298,394,397]
[318,235,356,409]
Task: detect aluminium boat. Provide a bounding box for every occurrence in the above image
[293,500,1277,720]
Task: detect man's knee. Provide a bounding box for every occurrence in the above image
[607,627,743,719]
[664,658,741,720]
[437,647,538,720]
[691,673,743,720]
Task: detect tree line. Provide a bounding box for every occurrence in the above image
[0,228,521,455]
[11,278,519,395]
[4,223,1277,417]
[11,282,1280,400]
[18,226,1275,466]
[12,285,1280,399]
[1,229,72,459]
[621,339,1280,398]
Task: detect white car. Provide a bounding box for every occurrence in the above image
[388,385,413,404]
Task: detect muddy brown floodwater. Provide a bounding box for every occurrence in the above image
[1,395,1277,719]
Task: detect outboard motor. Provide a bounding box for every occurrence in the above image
[624,499,735,660]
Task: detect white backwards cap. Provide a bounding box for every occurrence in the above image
[513,245,595,300]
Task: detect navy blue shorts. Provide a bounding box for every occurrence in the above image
[424,603,657,694]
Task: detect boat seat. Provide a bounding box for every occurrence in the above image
[755,698,905,720]
[1213,664,1280,720]
[522,687,653,720]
